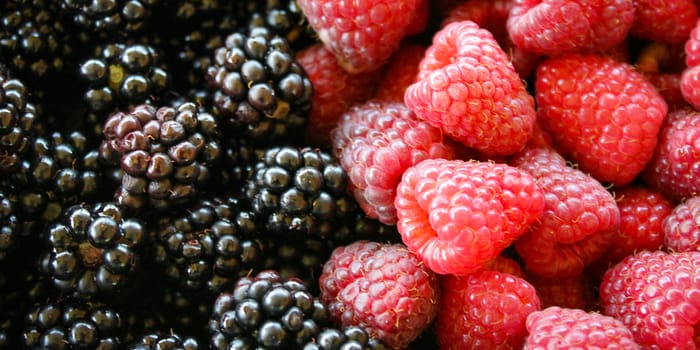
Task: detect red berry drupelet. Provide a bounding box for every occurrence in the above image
[395,158,545,275]
[629,0,698,44]
[437,270,541,349]
[525,306,640,349]
[682,19,700,110]
[332,100,456,225]
[319,241,439,349]
[600,250,700,349]
[535,53,668,186]
[404,20,537,156]
[663,195,700,252]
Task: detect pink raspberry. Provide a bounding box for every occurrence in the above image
[319,240,440,349]
[395,158,545,275]
[506,0,635,56]
[535,53,668,186]
[404,20,536,156]
[630,0,698,44]
[437,270,541,349]
[525,307,640,349]
[663,195,700,252]
[332,100,456,225]
[374,43,426,103]
[606,186,674,263]
[600,250,700,349]
[511,147,620,278]
[643,109,700,201]
[296,43,380,148]
[297,0,420,73]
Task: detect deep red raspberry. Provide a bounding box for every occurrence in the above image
[663,195,700,252]
[437,270,541,349]
[404,20,536,156]
[527,274,595,310]
[600,250,700,349]
[319,240,439,349]
[525,306,639,349]
[484,255,526,279]
[506,0,634,56]
[606,186,674,263]
[648,72,689,109]
[395,159,545,275]
[374,43,426,103]
[405,0,429,36]
[686,19,700,68]
[332,100,456,225]
[296,43,380,148]
[297,0,420,73]
[511,147,620,278]
[629,0,698,44]
[681,65,700,110]
[535,53,668,186]
[643,109,700,201]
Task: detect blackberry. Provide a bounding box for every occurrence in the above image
[79,42,171,139]
[160,285,213,341]
[0,0,75,80]
[59,0,163,40]
[243,147,358,239]
[302,326,388,350]
[22,299,124,349]
[128,332,200,350]
[209,270,329,349]
[99,102,222,212]
[238,0,316,50]
[153,196,265,296]
[38,201,147,299]
[0,66,40,175]
[0,191,19,263]
[206,28,312,146]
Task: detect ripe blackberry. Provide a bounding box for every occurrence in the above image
[22,299,124,349]
[0,0,75,80]
[0,66,40,175]
[99,102,222,212]
[128,332,200,350]
[209,270,329,349]
[79,42,171,138]
[59,0,163,40]
[238,0,316,50]
[38,201,147,299]
[206,28,312,146]
[243,147,358,239]
[0,191,19,263]
[302,326,388,350]
[152,196,266,296]
[160,285,213,341]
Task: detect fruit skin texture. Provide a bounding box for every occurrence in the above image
[297,0,419,73]
[506,0,634,56]
[663,195,700,252]
[600,250,700,349]
[332,100,456,225]
[524,306,640,349]
[395,158,545,275]
[404,20,536,156]
[437,270,541,350]
[319,240,439,349]
[511,147,620,278]
[629,0,698,44]
[643,109,700,201]
[535,53,668,186]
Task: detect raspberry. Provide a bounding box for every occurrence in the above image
[395,158,545,275]
[607,186,674,263]
[484,255,526,279]
[525,306,639,349]
[663,195,700,252]
[506,0,635,56]
[405,0,429,36]
[297,0,420,73]
[686,19,700,68]
[535,53,668,186]
[629,0,698,44]
[600,250,700,349]
[643,109,700,201]
[680,65,700,110]
[332,100,456,225]
[648,72,688,109]
[319,241,439,349]
[511,147,620,278]
[374,43,426,103]
[296,43,380,148]
[527,275,595,310]
[437,270,541,349]
[404,20,536,156]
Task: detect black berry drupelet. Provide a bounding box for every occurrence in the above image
[39,201,147,299]
[99,102,222,212]
[209,270,329,350]
[238,0,316,50]
[127,331,200,350]
[302,326,388,350]
[0,65,40,175]
[59,0,164,41]
[0,191,19,263]
[22,298,124,349]
[206,27,312,146]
